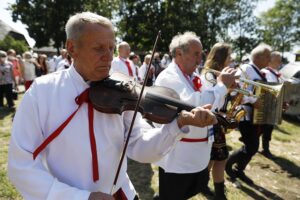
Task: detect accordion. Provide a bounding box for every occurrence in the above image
[253,82,284,125]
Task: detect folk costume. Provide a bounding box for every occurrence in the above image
[154,61,228,199]
[8,65,189,200]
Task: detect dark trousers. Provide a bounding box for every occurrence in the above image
[262,124,274,150]
[158,167,209,200]
[227,121,260,171]
[0,84,14,107]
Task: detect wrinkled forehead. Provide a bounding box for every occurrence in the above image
[119,44,130,51]
[79,23,115,45]
[185,40,202,53]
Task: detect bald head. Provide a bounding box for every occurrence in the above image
[118,42,130,59]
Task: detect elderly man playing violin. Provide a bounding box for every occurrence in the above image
[8,12,224,200]
[154,32,236,200]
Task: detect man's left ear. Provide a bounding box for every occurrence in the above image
[66,40,75,58]
[175,48,183,57]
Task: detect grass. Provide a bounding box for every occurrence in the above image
[0,106,22,200]
[1,93,300,200]
[128,119,300,200]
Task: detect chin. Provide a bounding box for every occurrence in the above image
[93,72,109,81]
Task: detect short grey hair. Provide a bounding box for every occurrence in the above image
[144,54,152,62]
[117,41,130,51]
[65,12,113,40]
[271,51,281,59]
[23,51,32,59]
[169,32,202,57]
[250,43,272,61]
[0,50,7,57]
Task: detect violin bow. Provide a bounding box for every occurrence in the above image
[110,31,161,194]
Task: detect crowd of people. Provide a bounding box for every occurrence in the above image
[4,11,288,200]
[0,48,75,110]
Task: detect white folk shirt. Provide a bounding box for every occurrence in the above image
[23,60,36,81]
[8,64,187,200]
[110,57,139,80]
[56,58,71,71]
[236,62,265,121]
[200,72,226,111]
[261,67,282,83]
[154,61,227,173]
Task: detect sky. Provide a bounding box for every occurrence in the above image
[0,0,276,48]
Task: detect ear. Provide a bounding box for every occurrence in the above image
[66,40,76,58]
[175,48,183,57]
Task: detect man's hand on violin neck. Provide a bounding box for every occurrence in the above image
[89,192,115,200]
[177,104,217,128]
[217,66,237,88]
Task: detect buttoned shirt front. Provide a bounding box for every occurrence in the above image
[8,64,187,200]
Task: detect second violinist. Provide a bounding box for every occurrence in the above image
[154,33,236,200]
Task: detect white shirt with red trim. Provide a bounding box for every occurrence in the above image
[110,57,139,80]
[235,62,266,121]
[200,72,226,111]
[154,61,228,173]
[261,67,282,83]
[8,64,188,200]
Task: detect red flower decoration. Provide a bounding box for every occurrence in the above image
[192,76,202,91]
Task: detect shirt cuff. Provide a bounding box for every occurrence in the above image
[165,119,190,140]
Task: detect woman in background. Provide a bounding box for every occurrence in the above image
[201,42,233,200]
[36,54,49,76]
[19,52,37,91]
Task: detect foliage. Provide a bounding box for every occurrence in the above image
[0,35,29,54]
[117,0,165,52]
[117,0,259,58]
[10,0,119,53]
[259,0,300,54]
[11,0,299,59]
[227,0,259,61]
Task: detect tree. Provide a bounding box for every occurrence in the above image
[117,0,260,57]
[0,35,29,54]
[259,0,299,54]
[226,0,259,61]
[118,0,164,52]
[10,0,119,53]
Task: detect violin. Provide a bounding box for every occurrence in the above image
[89,72,233,127]
[99,32,234,195]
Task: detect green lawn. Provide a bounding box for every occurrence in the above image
[128,118,300,200]
[1,94,300,200]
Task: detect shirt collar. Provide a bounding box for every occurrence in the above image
[174,61,197,80]
[250,62,260,71]
[119,56,128,62]
[69,64,90,92]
